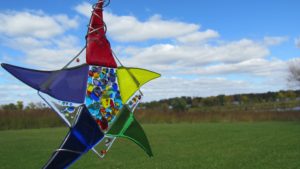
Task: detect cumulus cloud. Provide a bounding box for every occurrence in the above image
[104,13,200,42]
[24,45,82,69]
[0,10,78,39]
[263,36,288,46]
[116,39,292,88]
[2,36,51,50]
[1,33,82,69]
[176,29,219,44]
[186,58,288,77]
[74,2,217,43]
[0,10,82,69]
[74,1,92,18]
[119,39,270,74]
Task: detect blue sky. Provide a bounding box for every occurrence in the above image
[0,0,299,104]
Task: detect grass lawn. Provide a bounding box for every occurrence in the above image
[0,122,300,169]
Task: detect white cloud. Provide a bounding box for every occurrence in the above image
[74,1,92,18]
[52,35,80,49]
[0,10,78,39]
[263,36,288,46]
[0,10,82,69]
[1,33,82,69]
[176,29,219,44]
[24,46,82,69]
[120,39,270,73]
[3,37,51,50]
[54,15,79,29]
[187,58,288,77]
[105,13,199,42]
[74,2,217,43]
[116,37,293,87]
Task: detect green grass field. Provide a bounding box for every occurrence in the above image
[0,122,300,169]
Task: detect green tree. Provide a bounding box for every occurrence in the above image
[277,91,286,101]
[191,97,202,108]
[160,103,170,112]
[285,90,296,100]
[1,103,18,111]
[217,95,225,106]
[16,101,24,110]
[224,95,234,105]
[241,95,249,104]
[202,97,217,107]
[26,102,37,110]
[171,98,187,112]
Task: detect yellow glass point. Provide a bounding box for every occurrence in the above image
[117,67,161,104]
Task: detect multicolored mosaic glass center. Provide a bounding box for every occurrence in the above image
[85,66,123,130]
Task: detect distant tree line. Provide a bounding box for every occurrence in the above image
[140,90,300,112]
[0,102,62,130]
[0,101,47,111]
[1,90,299,113]
[0,90,299,130]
